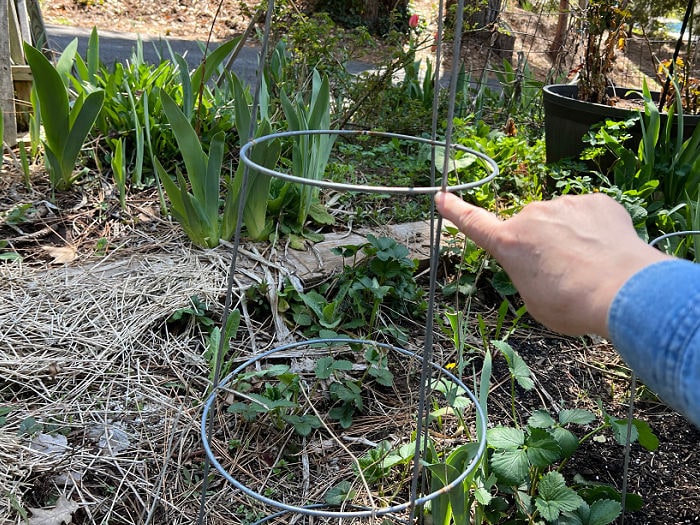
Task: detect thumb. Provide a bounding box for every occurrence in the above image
[434,192,502,253]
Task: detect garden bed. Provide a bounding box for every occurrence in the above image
[0,167,699,523]
[1,1,699,523]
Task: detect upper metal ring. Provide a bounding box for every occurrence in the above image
[239,129,498,194]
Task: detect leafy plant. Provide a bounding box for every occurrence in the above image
[584,81,700,254]
[279,70,335,232]
[0,241,22,262]
[0,406,12,427]
[221,75,282,242]
[316,356,363,428]
[110,138,127,210]
[167,295,217,332]
[227,364,321,436]
[474,406,655,524]
[278,235,424,341]
[156,90,225,248]
[24,42,105,191]
[576,0,630,105]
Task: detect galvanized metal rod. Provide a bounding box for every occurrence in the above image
[196,0,276,522]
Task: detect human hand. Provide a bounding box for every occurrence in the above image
[435,192,671,337]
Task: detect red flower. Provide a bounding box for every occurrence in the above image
[408,14,419,28]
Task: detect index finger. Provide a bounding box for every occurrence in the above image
[434,192,502,253]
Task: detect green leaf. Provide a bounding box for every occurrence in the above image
[24,43,70,159]
[491,270,517,295]
[559,409,596,426]
[487,426,524,449]
[0,251,22,261]
[490,448,529,484]
[329,403,355,428]
[223,309,240,346]
[246,393,296,411]
[62,90,104,176]
[86,27,100,83]
[206,131,225,227]
[434,148,477,175]
[368,366,393,387]
[0,406,12,427]
[525,427,561,467]
[189,37,240,99]
[300,291,342,330]
[314,356,335,379]
[282,414,321,436]
[535,471,585,522]
[54,38,78,87]
[610,418,638,446]
[234,364,291,384]
[550,426,580,458]
[529,410,556,428]
[330,381,362,404]
[587,499,622,525]
[308,201,335,225]
[492,340,534,391]
[160,91,207,198]
[632,419,659,451]
[314,357,353,379]
[242,124,280,240]
[325,481,356,505]
[175,54,193,119]
[381,440,416,469]
[233,74,252,144]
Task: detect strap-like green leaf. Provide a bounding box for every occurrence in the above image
[205,131,225,228]
[308,72,330,130]
[175,54,193,119]
[232,75,252,145]
[160,91,207,201]
[62,90,105,180]
[55,39,79,87]
[87,27,100,83]
[24,44,69,155]
[190,37,240,96]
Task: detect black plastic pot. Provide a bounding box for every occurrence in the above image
[542,83,700,164]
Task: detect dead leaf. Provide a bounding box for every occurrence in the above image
[42,245,77,264]
[87,424,130,454]
[27,495,79,525]
[30,433,69,458]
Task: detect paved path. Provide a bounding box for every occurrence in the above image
[46,24,261,85]
[45,24,373,86]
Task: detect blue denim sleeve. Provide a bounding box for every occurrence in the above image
[608,259,700,428]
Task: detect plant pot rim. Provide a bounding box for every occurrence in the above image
[543,83,647,116]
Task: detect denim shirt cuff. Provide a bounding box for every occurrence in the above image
[608,259,700,428]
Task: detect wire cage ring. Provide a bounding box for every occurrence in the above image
[201,338,487,520]
[239,129,499,194]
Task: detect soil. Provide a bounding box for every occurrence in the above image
[1,2,699,525]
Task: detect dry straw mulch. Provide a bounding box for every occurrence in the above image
[0,227,440,524]
[0,244,265,524]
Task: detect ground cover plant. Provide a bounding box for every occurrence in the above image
[2,0,700,524]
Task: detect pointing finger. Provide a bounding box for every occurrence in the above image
[435,192,502,253]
